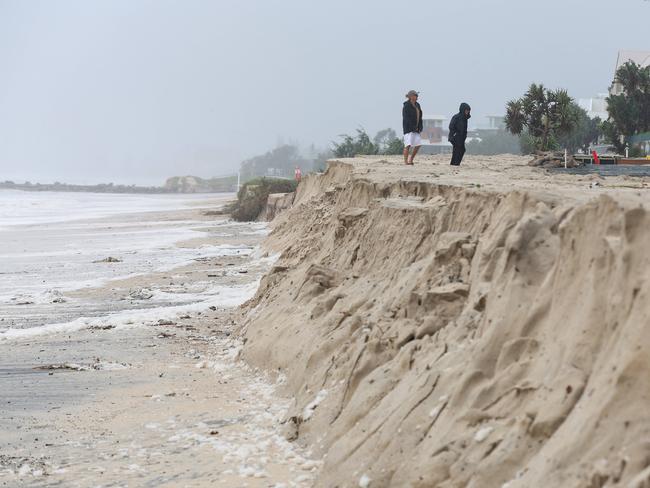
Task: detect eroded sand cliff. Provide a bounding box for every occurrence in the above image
[239,155,650,487]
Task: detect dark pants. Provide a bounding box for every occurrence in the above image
[450,143,466,166]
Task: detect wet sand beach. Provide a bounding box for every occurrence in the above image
[0,193,319,487]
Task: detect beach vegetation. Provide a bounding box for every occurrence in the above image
[373,128,405,155]
[332,129,378,157]
[229,177,298,221]
[332,128,404,157]
[556,106,602,154]
[240,144,302,181]
[239,144,331,181]
[505,84,579,152]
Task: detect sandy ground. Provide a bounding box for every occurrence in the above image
[1,316,319,488]
[7,156,650,487]
[0,205,320,488]
[239,155,650,487]
[339,154,650,204]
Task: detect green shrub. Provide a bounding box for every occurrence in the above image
[229,177,297,221]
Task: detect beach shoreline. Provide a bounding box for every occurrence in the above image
[0,196,320,487]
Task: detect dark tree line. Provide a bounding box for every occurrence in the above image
[601,62,650,154]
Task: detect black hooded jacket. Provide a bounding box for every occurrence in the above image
[402,100,423,134]
[448,103,471,145]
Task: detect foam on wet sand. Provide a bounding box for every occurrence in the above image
[0,193,320,487]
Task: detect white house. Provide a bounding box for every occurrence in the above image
[610,50,650,95]
[577,94,608,120]
[578,51,649,121]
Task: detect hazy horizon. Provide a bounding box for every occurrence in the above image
[1,0,648,185]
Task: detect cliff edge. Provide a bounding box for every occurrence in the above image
[239,154,650,487]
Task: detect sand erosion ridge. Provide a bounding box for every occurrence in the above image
[238,155,650,487]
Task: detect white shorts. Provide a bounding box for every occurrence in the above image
[403,132,422,147]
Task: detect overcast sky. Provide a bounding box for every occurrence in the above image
[0,0,648,185]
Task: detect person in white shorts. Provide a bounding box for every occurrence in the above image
[402,90,423,165]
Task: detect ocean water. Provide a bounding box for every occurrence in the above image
[0,189,223,228]
[0,190,266,336]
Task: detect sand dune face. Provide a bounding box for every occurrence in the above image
[239,156,650,487]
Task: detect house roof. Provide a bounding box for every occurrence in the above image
[615,50,650,72]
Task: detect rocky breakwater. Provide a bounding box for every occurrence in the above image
[237,155,650,487]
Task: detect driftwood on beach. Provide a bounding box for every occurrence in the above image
[528,150,580,168]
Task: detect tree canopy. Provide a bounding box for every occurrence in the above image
[505,84,579,152]
[557,106,601,154]
[332,128,404,158]
[602,61,650,153]
[240,144,301,181]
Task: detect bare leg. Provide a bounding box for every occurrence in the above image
[409,145,421,164]
[403,146,411,164]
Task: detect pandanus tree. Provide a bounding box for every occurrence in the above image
[505,84,579,152]
[557,106,601,154]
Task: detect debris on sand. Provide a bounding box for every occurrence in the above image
[35,361,130,372]
[88,324,116,330]
[35,363,89,372]
[0,456,49,478]
[93,256,122,263]
[528,150,579,168]
[48,290,67,303]
[359,474,371,487]
[156,319,176,326]
[126,288,154,300]
[473,426,494,443]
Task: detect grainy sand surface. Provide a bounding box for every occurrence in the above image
[0,201,320,488]
[239,155,650,487]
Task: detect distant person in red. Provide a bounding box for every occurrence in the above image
[294,166,302,182]
[591,150,600,165]
[402,90,423,165]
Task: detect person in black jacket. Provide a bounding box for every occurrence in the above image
[448,102,471,166]
[402,90,423,165]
